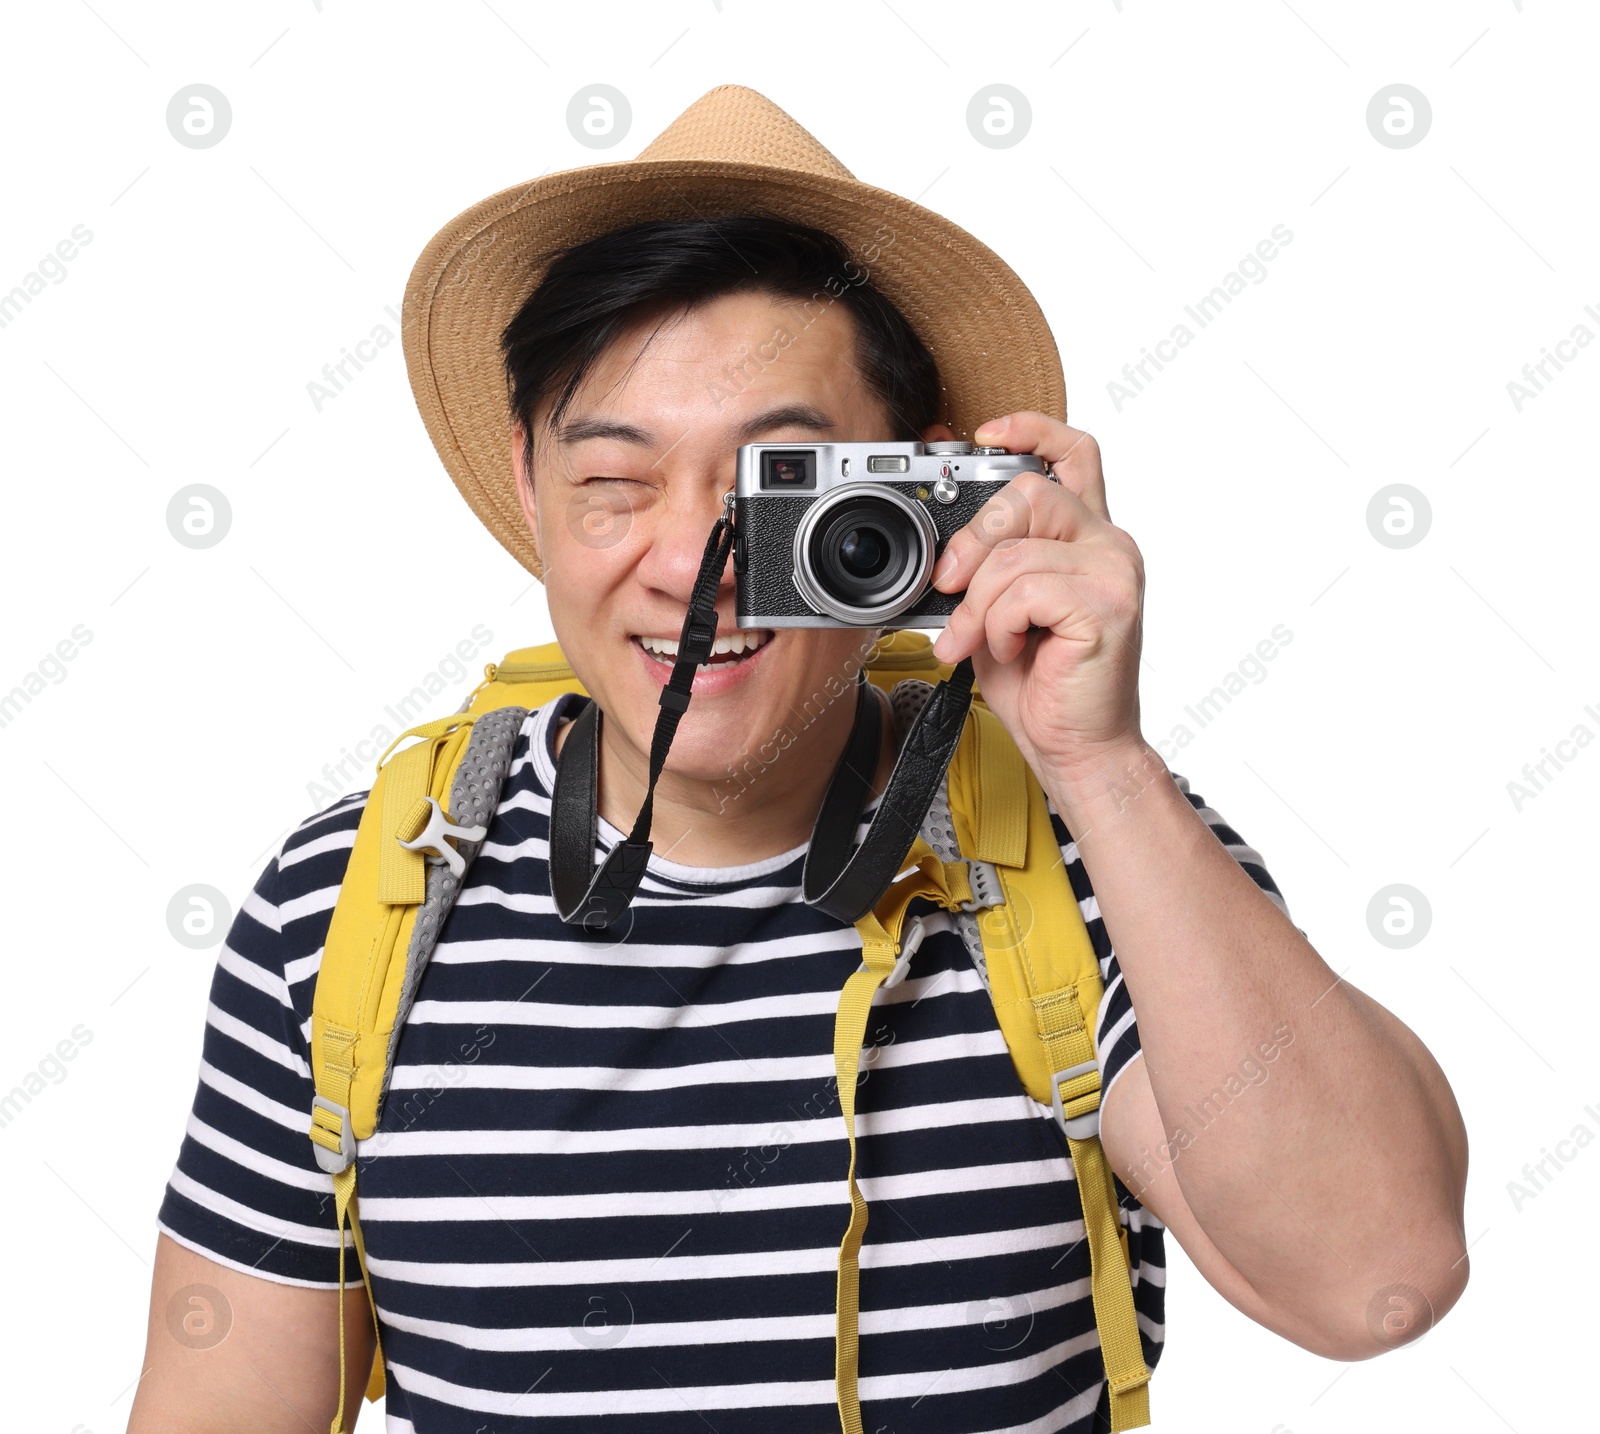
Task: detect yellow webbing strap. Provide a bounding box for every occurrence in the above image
[312,1027,384,1433]
[312,712,482,1422]
[834,843,972,1434]
[376,725,455,905]
[1036,987,1151,1431]
[835,699,1149,1431]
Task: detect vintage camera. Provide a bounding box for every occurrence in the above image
[733,440,1046,627]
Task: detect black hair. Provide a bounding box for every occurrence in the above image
[500,215,942,476]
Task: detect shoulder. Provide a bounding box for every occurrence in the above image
[265,697,563,907]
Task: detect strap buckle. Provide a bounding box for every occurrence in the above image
[958,859,1003,911]
[396,796,487,877]
[862,911,953,990]
[1050,1058,1101,1140]
[310,1095,357,1174]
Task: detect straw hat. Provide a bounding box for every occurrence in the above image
[401,83,1065,581]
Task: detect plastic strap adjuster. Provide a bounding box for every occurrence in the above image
[310,1095,357,1174]
[860,912,954,990]
[396,796,488,878]
[958,859,1003,911]
[1051,1058,1101,1140]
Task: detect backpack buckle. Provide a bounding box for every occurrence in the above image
[1051,1058,1101,1140]
[958,859,1003,911]
[861,911,952,989]
[309,1095,356,1174]
[396,795,487,877]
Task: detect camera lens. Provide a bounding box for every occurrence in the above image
[794,488,935,623]
[837,526,889,579]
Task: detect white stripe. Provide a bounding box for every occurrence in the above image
[278,882,341,924]
[383,1327,1101,1417]
[206,1002,309,1077]
[376,1273,1092,1352]
[386,1028,1008,1095]
[357,1156,1069,1224]
[239,887,281,935]
[431,925,863,970]
[455,869,803,913]
[406,988,834,1029]
[363,1095,1038,1158]
[197,1058,307,1134]
[279,823,358,869]
[283,792,367,840]
[283,948,324,989]
[1098,997,1136,1063]
[494,786,551,821]
[216,944,293,1010]
[166,1167,348,1249]
[970,1381,1101,1434]
[367,1218,1081,1291]
[404,965,970,1034]
[185,1113,328,1194]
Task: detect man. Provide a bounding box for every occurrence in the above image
[130,87,1468,1432]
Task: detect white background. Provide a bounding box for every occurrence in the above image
[1,2,1595,1430]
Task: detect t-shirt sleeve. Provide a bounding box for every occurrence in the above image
[1049,772,1296,1109]
[156,793,368,1287]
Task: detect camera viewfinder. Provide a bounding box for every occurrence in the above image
[760,451,815,490]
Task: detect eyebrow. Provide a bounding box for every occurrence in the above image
[734,403,836,441]
[555,416,654,446]
[553,404,837,449]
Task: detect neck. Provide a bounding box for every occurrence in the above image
[553,684,897,869]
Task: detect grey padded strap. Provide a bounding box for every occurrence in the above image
[378,705,528,1109]
[887,678,992,990]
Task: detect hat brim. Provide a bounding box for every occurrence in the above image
[402,158,1066,581]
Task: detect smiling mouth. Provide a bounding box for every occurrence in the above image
[633,628,774,672]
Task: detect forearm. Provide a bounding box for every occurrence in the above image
[1047,740,1470,1348]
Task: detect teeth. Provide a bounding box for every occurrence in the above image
[637,629,772,663]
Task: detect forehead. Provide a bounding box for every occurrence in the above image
[546,290,869,429]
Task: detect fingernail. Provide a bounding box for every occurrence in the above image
[932,551,958,586]
[974,415,1010,444]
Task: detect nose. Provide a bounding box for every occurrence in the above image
[632,483,735,615]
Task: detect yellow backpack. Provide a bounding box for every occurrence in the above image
[307,630,1151,1434]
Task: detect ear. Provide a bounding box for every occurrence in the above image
[510,422,542,564]
[920,421,959,444]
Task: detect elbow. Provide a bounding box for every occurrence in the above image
[1296,1230,1470,1363]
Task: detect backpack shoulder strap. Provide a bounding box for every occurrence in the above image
[464,640,587,715]
[947,702,1152,1432]
[308,651,561,1429]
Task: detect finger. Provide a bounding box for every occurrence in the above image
[934,540,1134,664]
[981,564,1139,666]
[973,412,1110,521]
[932,471,1104,595]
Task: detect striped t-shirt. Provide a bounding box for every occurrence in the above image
[159,691,1290,1433]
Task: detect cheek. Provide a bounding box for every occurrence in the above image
[539,500,657,605]
[545,485,647,565]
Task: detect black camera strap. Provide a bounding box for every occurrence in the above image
[549,509,734,929]
[549,507,976,930]
[800,656,973,923]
